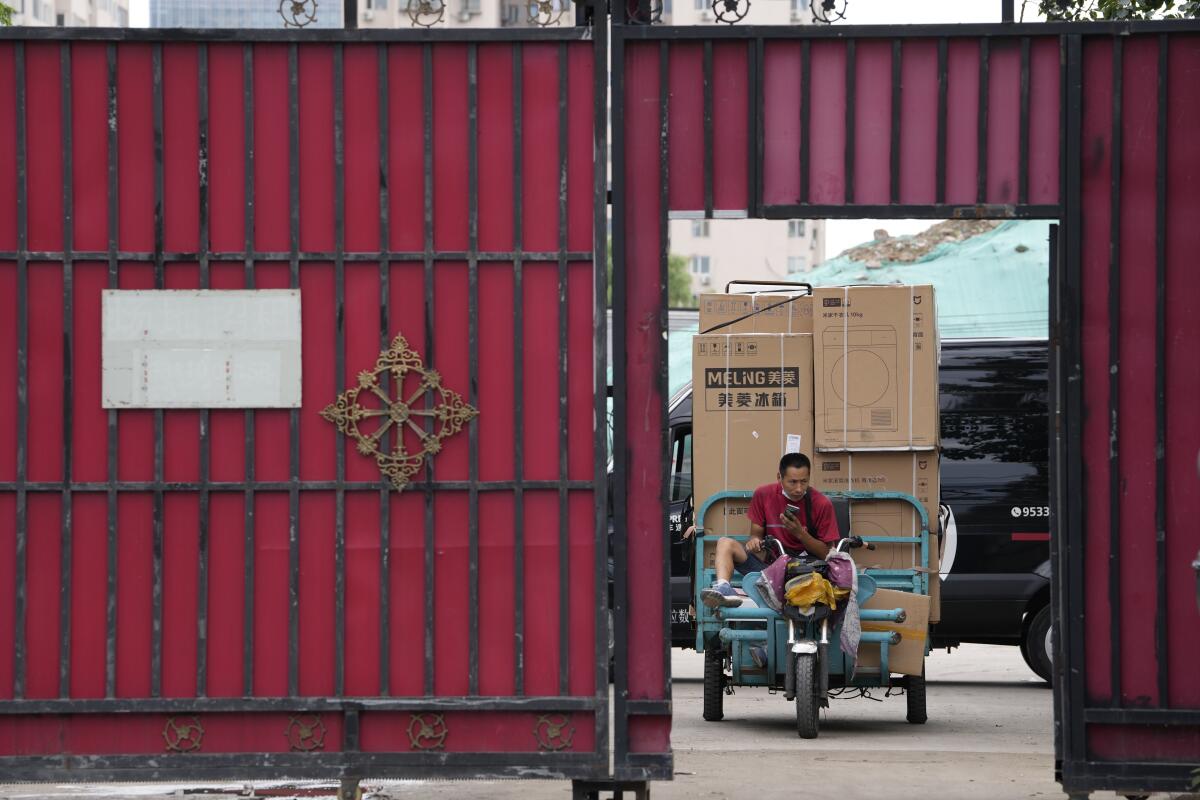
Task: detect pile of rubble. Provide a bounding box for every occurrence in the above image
[844,219,1004,267]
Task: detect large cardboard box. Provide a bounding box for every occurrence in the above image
[856,588,930,677]
[692,333,815,536]
[698,292,813,335]
[812,285,938,450]
[811,451,941,621]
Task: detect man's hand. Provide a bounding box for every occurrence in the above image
[745,536,765,555]
[780,511,808,538]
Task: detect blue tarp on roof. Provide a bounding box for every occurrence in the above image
[805,220,1051,339]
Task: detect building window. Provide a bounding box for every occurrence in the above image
[694,0,706,11]
[788,220,806,238]
[690,219,709,238]
[787,256,807,275]
[690,255,710,275]
[502,4,520,24]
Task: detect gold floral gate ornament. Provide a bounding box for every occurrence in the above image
[321,334,478,492]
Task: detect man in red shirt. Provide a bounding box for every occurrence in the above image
[700,452,841,608]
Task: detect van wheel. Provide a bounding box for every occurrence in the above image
[703,648,725,721]
[1022,605,1053,685]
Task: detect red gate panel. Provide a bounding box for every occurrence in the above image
[0,28,609,782]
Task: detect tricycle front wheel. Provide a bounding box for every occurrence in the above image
[794,653,819,739]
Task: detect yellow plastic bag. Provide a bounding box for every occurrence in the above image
[784,573,846,612]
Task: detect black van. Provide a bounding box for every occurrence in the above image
[664,337,1053,682]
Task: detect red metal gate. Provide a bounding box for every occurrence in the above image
[0,26,618,782]
[609,16,1200,796]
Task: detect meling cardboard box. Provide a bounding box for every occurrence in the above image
[693,333,815,537]
[698,293,814,335]
[811,451,942,622]
[856,588,930,677]
[812,285,938,451]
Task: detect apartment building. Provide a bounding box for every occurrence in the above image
[8,0,129,27]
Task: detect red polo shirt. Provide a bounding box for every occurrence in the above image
[746,483,840,554]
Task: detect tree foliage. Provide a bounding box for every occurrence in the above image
[1035,0,1200,19]
[0,3,13,26]
[605,240,697,309]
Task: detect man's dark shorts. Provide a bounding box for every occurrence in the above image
[735,552,770,576]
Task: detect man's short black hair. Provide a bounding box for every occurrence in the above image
[779,452,811,474]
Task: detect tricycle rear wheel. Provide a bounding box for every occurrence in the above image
[906,671,927,724]
[794,653,819,739]
[703,647,725,721]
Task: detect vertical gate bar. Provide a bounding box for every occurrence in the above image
[512,42,525,698]
[105,42,119,700]
[746,39,759,215]
[12,40,26,701]
[196,41,211,699]
[1018,37,1030,206]
[799,39,810,207]
[592,11,612,748]
[889,39,901,206]
[333,43,347,698]
[468,42,480,698]
[609,19,628,764]
[377,41,391,698]
[241,42,257,698]
[59,41,75,700]
[1106,34,1122,708]
[421,42,435,698]
[1048,221,1062,764]
[287,41,301,700]
[1061,32,1087,767]
[977,38,989,205]
[935,38,947,206]
[557,41,570,698]
[1154,33,1169,707]
[151,42,165,699]
[754,38,764,219]
[702,40,713,218]
[658,39,672,700]
[844,39,855,206]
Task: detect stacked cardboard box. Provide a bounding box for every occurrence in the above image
[809,285,943,623]
[692,285,944,633]
[693,291,814,539]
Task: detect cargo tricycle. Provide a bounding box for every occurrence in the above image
[693,490,932,738]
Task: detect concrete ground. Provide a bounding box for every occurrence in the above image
[2,645,1194,800]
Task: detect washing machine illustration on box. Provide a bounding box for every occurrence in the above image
[822,326,898,433]
[846,504,912,570]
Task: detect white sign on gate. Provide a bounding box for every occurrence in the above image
[101,290,303,409]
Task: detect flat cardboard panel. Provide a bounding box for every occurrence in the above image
[698,292,813,335]
[693,333,815,536]
[812,285,938,450]
[857,588,930,676]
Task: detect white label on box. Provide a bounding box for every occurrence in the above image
[102,290,302,409]
[786,434,802,454]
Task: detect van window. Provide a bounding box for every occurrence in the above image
[670,426,693,503]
